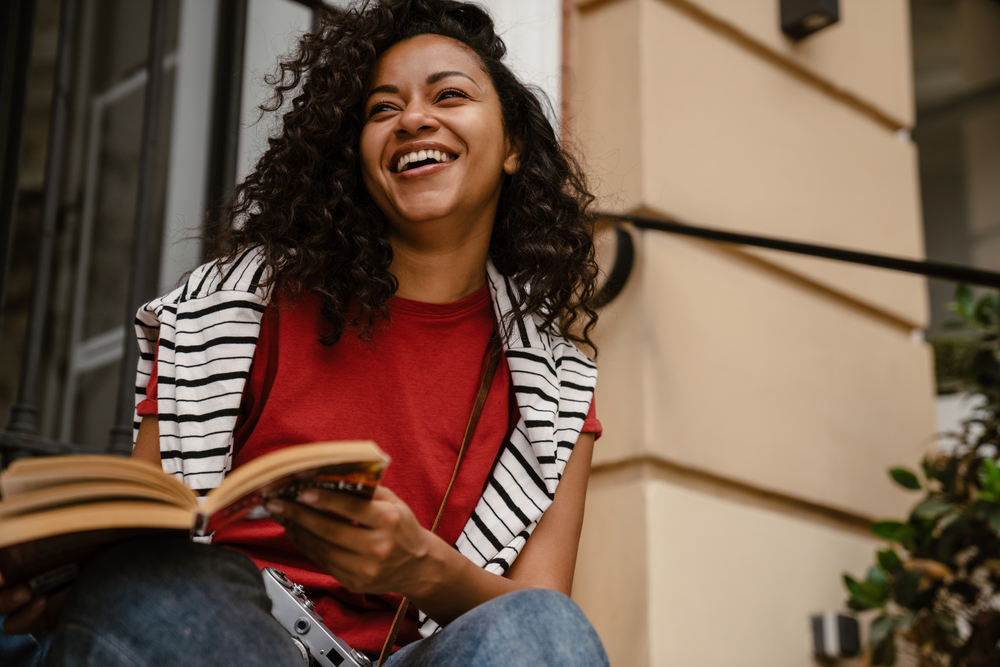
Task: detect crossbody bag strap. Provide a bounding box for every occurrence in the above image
[376,331,503,667]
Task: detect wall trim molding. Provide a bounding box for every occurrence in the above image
[702,236,924,333]
[591,454,878,537]
[575,0,908,133]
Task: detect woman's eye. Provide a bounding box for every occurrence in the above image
[368,102,396,117]
[437,88,468,102]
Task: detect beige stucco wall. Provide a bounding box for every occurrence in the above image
[576,467,881,666]
[569,0,936,664]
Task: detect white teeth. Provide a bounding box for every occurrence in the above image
[396,150,454,172]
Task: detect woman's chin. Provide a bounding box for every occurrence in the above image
[388,205,458,227]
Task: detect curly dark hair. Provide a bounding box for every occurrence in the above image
[210,0,599,351]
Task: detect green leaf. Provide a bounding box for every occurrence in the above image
[987,506,1000,535]
[911,499,953,520]
[889,467,922,490]
[893,570,923,608]
[952,284,974,321]
[979,458,1000,494]
[857,566,890,607]
[871,520,916,545]
[870,614,897,645]
[843,574,884,610]
[978,489,1000,502]
[844,574,871,610]
[847,597,869,612]
[877,548,903,573]
[867,565,887,589]
[973,292,1000,326]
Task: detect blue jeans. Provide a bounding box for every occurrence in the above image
[1,535,609,667]
[384,588,608,667]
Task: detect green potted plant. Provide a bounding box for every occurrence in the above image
[844,285,1000,667]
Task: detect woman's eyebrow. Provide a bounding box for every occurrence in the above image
[427,70,481,89]
[366,71,481,100]
[367,84,399,99]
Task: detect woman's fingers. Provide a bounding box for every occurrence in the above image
[282,525,382,593]
[1,595,46,635]
[266,486,404,536]
[268,499,367,552]
[267,486,435,596]
[0,579,70,635]
[289,486,394,527]
[0,584,32,616]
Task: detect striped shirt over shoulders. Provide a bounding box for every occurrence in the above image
[131,249,597,637]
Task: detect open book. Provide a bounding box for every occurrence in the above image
[0,441,388,592]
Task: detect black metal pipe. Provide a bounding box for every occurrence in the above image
[108,0,169,453]
[0,0,37,356]
[601,213,1000,290]
[0,0,19,163]
[7,0,81,440]
[204,0,248,250]
[592,225,635,309]
[0,430,97,457]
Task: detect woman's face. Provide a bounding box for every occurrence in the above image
[360,34,518,247]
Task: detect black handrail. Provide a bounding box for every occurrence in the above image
[595,212,1000,307]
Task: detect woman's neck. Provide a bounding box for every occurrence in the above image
[389,241,489,304]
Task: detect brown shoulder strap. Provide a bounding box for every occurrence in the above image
[376,331,502,666]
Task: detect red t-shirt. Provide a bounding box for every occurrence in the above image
[138,285,601,655]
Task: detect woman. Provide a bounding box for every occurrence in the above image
[0,1,607,665]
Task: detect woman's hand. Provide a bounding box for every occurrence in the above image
[266,486,439,598]
[0,573,44,634]
[0,573,68,635]
[266,430,596,626]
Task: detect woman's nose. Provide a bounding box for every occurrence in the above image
[396,100,439,135]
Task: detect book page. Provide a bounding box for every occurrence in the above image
[0,502,192,550]
[197,441,389,535]
[0,455,193,507]
[0,480,192,519]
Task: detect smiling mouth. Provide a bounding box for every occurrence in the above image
[394,149,456,173]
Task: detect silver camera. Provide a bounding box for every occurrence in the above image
[262,566,373,667]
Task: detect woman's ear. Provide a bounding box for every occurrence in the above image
[503,136,521,175]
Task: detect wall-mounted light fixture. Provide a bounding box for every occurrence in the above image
[810,611,860,659]
[780,0,840,40]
